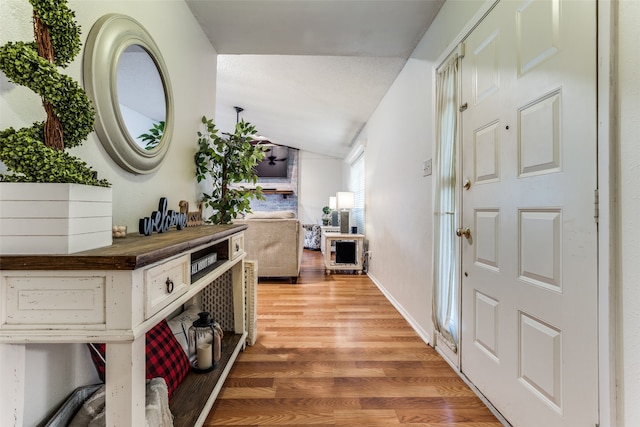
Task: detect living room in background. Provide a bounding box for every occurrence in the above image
[249,148,299,215]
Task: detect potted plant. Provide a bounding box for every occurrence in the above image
[0,0,112,254]
[322,206,331,225]
[194,116,267,224]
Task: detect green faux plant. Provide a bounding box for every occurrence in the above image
[195,116,267,224]
[0,0,109,186]
[322,206,331,225]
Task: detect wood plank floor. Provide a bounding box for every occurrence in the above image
[204,249,502,426]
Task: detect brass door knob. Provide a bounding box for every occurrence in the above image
[456,227,471,239]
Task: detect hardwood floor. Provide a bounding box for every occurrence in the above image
[204,250,502,426]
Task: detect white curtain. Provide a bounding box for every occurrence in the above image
[432,53,460,351]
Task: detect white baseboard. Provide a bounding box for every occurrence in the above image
[366,272,432,346]
[366,272,511,427]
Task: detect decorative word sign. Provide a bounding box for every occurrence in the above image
[179,200,204,227]
[139,197,188,236]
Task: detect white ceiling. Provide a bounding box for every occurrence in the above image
[185,0,445,158]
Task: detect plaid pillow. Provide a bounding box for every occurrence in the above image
[87,319,190,400]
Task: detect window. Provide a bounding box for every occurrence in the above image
[349,152,365,235]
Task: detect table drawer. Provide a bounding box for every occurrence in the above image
[2,273,106,328]
[230,233,244,259]
[145,254,189,319]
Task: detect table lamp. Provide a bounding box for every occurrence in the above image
[329,196,339,226]
[336,191,355,233]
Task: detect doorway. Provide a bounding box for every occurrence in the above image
[434,1,599,426]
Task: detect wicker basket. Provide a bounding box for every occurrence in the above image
[244,260,258,345]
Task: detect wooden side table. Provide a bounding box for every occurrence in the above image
[320,225,340,254]
[323,233,364,274]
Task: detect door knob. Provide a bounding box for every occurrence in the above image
[456,227,471,239]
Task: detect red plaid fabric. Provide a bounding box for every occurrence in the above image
[88,319,190,400]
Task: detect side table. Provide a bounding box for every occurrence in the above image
[323,233,364,274]
[320,225,340,254]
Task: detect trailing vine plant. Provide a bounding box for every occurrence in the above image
[195,116,267,224]
[0,0,109,186]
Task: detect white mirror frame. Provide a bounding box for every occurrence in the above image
[83,14,174,174]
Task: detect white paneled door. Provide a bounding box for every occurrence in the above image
[459,0,598,426]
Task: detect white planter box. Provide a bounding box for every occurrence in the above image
[0,183,112,254]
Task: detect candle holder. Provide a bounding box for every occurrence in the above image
[188,311,221,373]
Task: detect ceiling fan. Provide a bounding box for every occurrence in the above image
[264,146,287,165]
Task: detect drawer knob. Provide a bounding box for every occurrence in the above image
[235,242,240,251]
[166,277,174,293]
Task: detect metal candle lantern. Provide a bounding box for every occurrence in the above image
[188,311,222,372]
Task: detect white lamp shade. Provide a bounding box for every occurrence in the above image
[336,191,355,209]
[329,196,337,210]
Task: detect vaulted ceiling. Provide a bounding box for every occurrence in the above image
[185,0,444,158]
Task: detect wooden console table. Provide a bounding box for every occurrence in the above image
[0,224,247,427]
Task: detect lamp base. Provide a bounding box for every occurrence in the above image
[340,210,350,234]
[331,211,339,226]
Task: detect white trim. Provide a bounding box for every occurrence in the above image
[344,141,365,165]
[597,0,617,426]
[436,346,512,427]
[369,271,510,427]
[367,272,432,346]
[436,43,464,74]
[433,0,499,70]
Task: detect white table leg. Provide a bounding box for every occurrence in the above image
[105,338,146,427]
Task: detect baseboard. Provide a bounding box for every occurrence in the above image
[435,346,512,427]
[367,272,511,427]
[366,272,432,346]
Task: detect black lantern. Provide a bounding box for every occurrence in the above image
[188,311,221,372]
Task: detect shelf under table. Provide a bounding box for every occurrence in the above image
[170,332,245,427]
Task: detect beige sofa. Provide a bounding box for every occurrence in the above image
[233,211,304,283]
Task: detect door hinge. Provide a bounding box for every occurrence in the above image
[594,189,599,224]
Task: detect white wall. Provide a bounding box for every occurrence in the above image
[298,150,343,225]
[362,0,485,343]
[618,0,640,424]
[0,1,217,424]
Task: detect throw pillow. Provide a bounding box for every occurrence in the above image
[166,303,201,358]
[87,319,190,400]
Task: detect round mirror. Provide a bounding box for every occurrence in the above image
[117,45,166,152]
[83,14,174,174]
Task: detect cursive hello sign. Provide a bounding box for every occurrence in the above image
[139,197,188,236]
